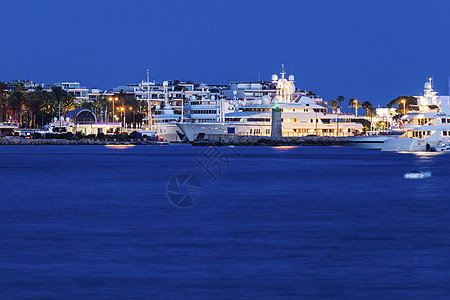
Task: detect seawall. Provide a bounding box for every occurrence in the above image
[195,136,350,146]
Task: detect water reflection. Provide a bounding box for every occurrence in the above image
[104,144,135,150]
[271,146,299,151]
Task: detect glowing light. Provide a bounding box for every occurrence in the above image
[271,146,298,151]
[105,144,135,149]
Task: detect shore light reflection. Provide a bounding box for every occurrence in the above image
[104,144,135,149]
[271,146,299,151]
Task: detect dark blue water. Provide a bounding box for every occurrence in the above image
[1,145,450,299]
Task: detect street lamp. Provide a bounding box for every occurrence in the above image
[400,99,406,114]
[109,97,118,123]
[117,107,125,130]
[129,107,135,127]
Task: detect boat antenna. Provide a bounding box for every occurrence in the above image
[147,69,151,130]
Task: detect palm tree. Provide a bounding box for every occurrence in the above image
[336,95,345,113]
[0,82,8,122]
[51,86,67,120]
[348,98,361,117]
[361,101,374,112]
[362,101,376,131]
[9,84,26,124]
[328,99,339,113]
[92,95,108,122]
[62,94,75,115]
[25,87,46,128]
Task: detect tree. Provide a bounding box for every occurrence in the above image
[9,84,26,124]
[386,96,417,113]
[348,98,361,116]
[92,95,108,122]
[328,99,339,113]
[51,86,66,104]
[0,82,8,122]
[361,101,373,112]
[51,86,67,120]
[25,86,46,128]
[62,94,75,115]
[336,95,345,113]
[361,101,376,131]
[353,118,371,132]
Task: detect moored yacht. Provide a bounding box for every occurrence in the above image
[348,131,404,150]
[351,78,448,150]
[177,67,364,141]
[382,125,450,152]
[381,79,450,152]
[152,81,184,142]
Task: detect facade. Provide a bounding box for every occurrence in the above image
[64,109,120,135]
[55,82,89,102]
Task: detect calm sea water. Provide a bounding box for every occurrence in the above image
[0,145,449,299]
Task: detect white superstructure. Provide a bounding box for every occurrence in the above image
[352,78,450,150]
[152,81,184,142]
[382,125,450,152]
[393,78,450,130]
[382,78,450,152]
[177,66,363,141]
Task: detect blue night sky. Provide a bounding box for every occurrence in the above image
[2,0,450,106]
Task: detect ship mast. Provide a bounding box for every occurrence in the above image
[147,69,152,130]
[273,63,294,103]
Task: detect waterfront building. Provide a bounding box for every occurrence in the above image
[3,80,49,92]
[55,82,89,102]
[88,88,112,102]
[39,109,120,136]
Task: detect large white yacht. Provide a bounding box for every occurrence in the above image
[351,78,449,150]
[152,82,223,142]
[382,125,450,152]
[381,78,450,152]
[392,78,447,128]
[152,81,184,142]
[177,67,363,141]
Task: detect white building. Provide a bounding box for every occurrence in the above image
[55,82,89,102]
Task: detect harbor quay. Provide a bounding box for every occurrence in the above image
[0,136,157,146]
[0,135,349,147]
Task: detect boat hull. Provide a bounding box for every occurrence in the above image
[176,122,270,141]
[154,123,185,142]
[382,137,450,152]
[348,136,389,150]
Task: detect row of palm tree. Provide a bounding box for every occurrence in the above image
[328,95,376,118]
[0,82,148,128]
[0,83,70,128]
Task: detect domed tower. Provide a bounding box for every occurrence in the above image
[271,64,296,103]
[417,78,439,111]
